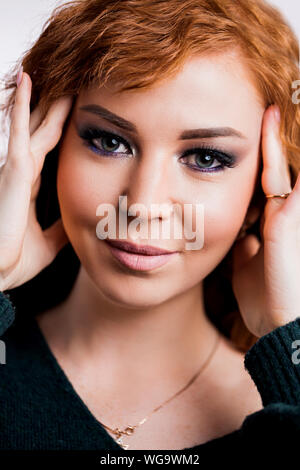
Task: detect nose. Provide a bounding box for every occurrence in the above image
[120,150,175,224]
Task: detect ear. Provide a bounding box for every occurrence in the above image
[244,204,262,227]
[236,204,261,241]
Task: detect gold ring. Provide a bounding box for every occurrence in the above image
[265,192,291,199]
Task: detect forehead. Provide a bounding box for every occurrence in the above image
[76,50,265,140]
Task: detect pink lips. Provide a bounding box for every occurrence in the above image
[104,239,179,271]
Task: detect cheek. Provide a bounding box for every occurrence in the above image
[186,169,258,274]
[204,157,261,249]
[205,189,249,246]
[56,151,118,242]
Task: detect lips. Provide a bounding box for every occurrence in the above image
[104,239,178,256]
[104,239,179,271]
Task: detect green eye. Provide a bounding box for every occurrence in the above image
[195,154,215,168]
[79,126,132,157]
[180,147,236,173]
[100,136,121,152]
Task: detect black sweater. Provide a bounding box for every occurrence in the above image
[1,290,300,457]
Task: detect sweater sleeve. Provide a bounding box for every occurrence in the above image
[0,291,16,337]
[243,316,300,407]
[240,317,300,452]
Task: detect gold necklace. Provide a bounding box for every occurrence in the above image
[99,330,221,450]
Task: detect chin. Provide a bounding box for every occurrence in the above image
[83,256,190,309]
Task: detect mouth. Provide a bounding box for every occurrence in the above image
[105,239,178,255]
[104,239,179,272]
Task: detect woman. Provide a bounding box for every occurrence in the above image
[0,0,300,454]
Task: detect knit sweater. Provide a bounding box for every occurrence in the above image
[0,290,300,456]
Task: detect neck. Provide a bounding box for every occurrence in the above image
[43,266,221,387]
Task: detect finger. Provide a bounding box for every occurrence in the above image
[29,104,44,136]
[30,173,42,201]
[30,96,73,162]
[6,72,32,170]
[261,105,292,206]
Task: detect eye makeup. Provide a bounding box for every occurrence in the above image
[76,123,238,174]
[179,144,237,173]
[77,125,133,158]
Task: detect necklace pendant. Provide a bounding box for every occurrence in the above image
[112,426,135,450]
[112,427,123,439]
[116,436,129,450]
[124,425,135,435]
[112,428,130,450]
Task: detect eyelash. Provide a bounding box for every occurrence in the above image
[78,126,237,174]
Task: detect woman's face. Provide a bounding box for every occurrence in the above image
[57,51,265,307]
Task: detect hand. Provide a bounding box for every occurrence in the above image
[231,104,300,338]
[0,71,73,291]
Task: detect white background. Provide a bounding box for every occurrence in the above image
[0,0,299,157]
[0,0,298,74]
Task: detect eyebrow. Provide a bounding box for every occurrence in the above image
[79,104,246,140]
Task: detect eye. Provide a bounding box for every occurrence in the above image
[77,125,237,173]
[180,145,237,173]
[78,126,132,157]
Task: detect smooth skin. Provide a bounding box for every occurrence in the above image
[0,51,299,449]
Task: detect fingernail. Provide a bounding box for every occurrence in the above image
[16,66,23,87]
[274,105,280,123]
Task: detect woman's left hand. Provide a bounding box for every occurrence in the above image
[232,104,300,338]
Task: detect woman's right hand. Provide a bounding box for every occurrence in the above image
[0,71,73,292]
